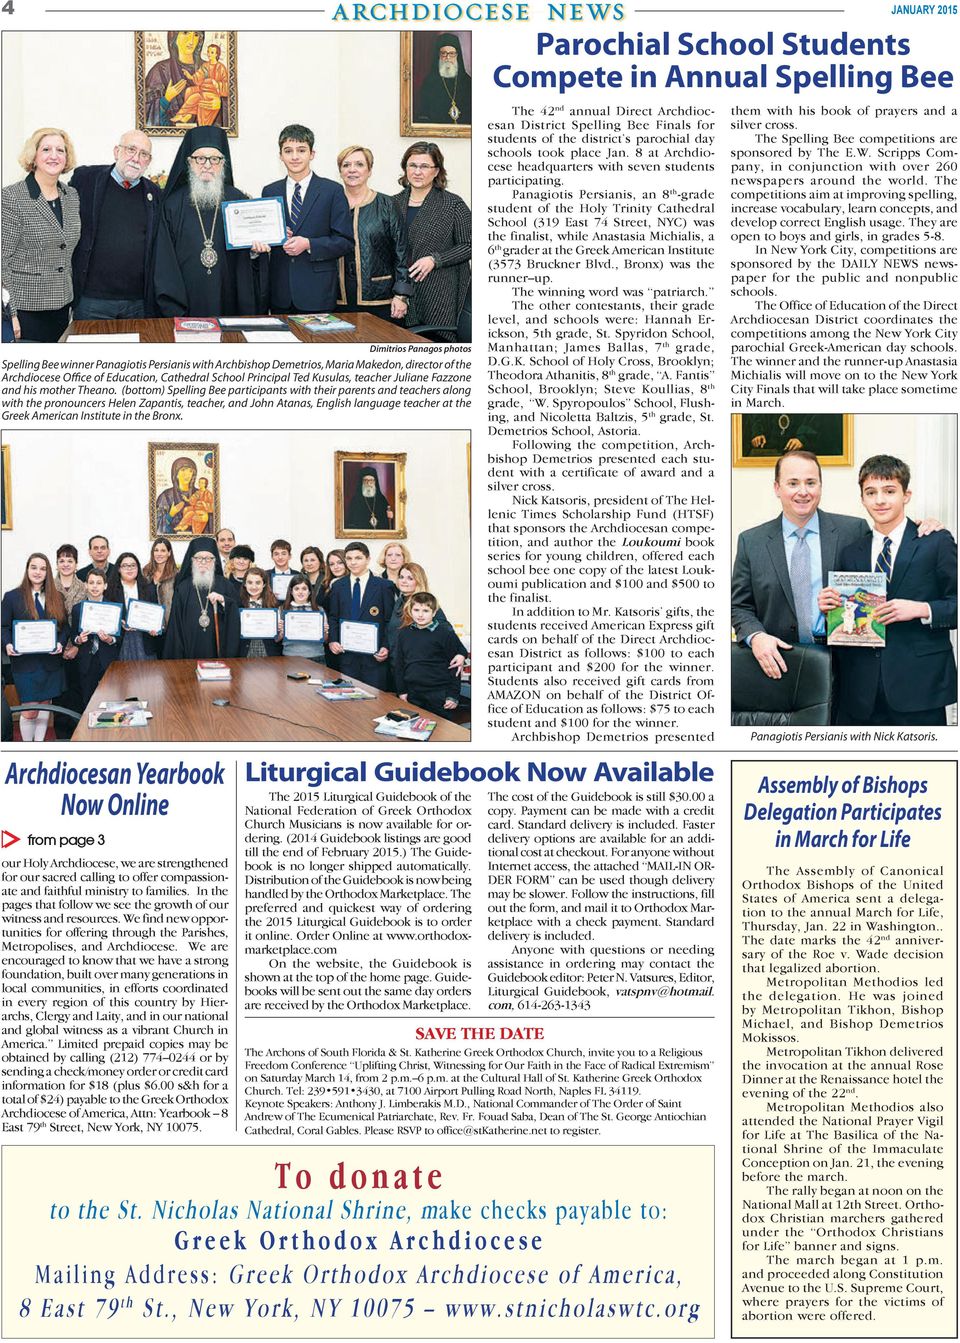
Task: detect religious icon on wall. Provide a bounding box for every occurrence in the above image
[149,443,220,539]
[136,31,238,136]
[400,32,472,138]
[335,453,407,540]
[732,413,853,467]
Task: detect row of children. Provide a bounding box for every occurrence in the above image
[2,538,467,741]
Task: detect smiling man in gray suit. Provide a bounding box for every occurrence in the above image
[733,449,942,681]
[732,451,871,681]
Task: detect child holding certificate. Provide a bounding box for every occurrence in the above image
[110,553,162,661]
[239,568,282,658]
[281,574,325,663]
[69,570,121,708]
[325,541,393,688]
[1,553,67,741]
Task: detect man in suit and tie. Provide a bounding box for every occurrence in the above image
[326,542,395,689]
[817,455,957,726]
[256,124,352,314]
[731,451,869,681]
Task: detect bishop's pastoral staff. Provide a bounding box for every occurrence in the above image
[163,539,240,659]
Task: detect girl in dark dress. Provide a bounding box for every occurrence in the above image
[238,568,282,658]
[1,553,67,741]
[109,553,162,661]
[322,549,348,670]
[282,575,325,663]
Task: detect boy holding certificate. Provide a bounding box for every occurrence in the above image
[818,454,957,726]
[325,542,394,689]
[70,570,121,708]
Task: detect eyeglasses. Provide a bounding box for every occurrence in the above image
[119,144,152,161]
[189,154,225,168]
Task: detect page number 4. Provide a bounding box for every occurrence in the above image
[1,3,14,15]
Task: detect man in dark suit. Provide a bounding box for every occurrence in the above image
[732,451,869,681]
[818,455,957,726]
[326,542,395,689]
[256,124,352,314]
[77,535,118,586]
[71,131,160,319]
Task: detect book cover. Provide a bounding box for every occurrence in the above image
[826,571,886,646]
[174,317,223,342]
[196,660,232,680]
[288,313,356,334]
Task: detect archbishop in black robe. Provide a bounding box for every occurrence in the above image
[164,540,240,660]
[345,466,394,530]
[154,126,260,318]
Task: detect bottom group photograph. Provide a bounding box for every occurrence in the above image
[0,429,471,744]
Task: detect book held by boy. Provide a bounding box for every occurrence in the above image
[826,571,886,647]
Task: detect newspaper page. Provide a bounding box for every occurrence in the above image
[0,2,957,1343]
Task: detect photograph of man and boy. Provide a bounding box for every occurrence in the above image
[1,431,471,744]
[731,414,957,728]
[1,31,472,343]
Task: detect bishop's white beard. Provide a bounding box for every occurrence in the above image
[192,565,214,595]
[189,172,224,211]
[439,58,458,78]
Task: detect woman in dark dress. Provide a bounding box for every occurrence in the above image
[143,538,179,623]
[392,142,470,340]
[1,553,67,741]
[336,144,411,321]
[300,546,326,607]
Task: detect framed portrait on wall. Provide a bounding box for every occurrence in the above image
[400,32,472,137]
[732,413,853,468]
[335,453,407,540]
[149,443,220,539]
[136,31,238,136]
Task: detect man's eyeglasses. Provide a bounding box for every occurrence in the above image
[118,144,152,161]
[189,154,225,167]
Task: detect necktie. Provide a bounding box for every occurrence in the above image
[122,180,132,190]
[790,528,813,644]
[875,536,893,582]
[351,578,361,620]
[290,181,303,232]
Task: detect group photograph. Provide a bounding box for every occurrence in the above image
[731,412,957,729]
[1,31,472,344]
[1,429,472,744]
